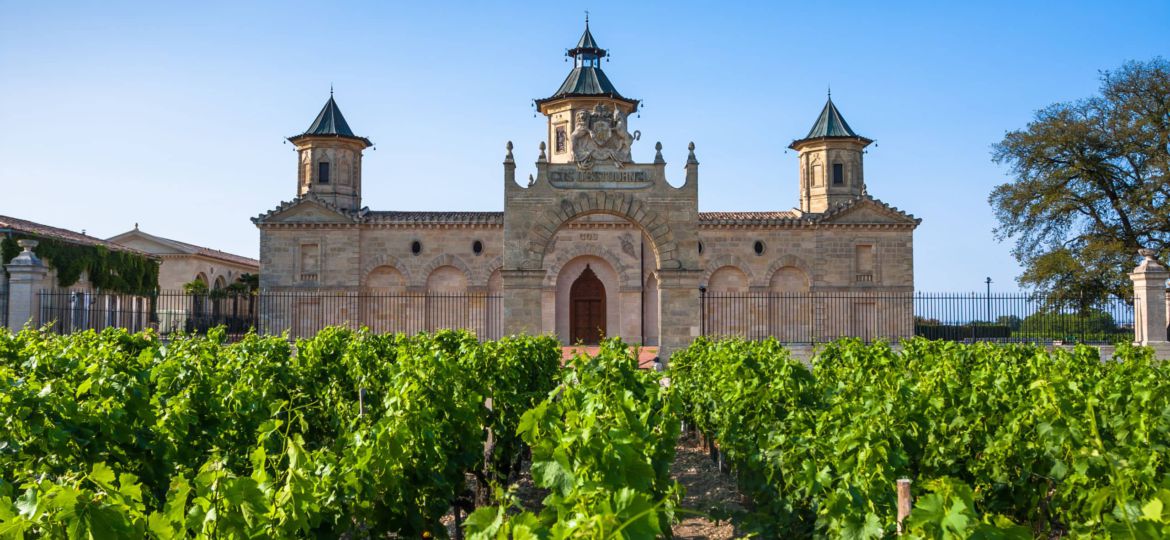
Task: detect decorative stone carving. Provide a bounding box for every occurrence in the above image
[620,233,636,259]
[571,104,640,170]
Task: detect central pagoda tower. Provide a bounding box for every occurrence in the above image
[534,18,640,165]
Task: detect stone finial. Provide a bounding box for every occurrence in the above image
[686,141,698,165]
[538,141,547,162]
[527,174,535,187]
[1135,248,1168,272]
[654,141,664,164]
[505,141,514,162]
[9,239,43,267]
[1132,247,1169,345]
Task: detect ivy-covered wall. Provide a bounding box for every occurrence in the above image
[1,235,159,295]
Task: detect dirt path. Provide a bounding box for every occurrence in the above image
[446,432,749,538]
[670,431,747,539]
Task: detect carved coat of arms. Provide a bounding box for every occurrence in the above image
[571,104,640,170]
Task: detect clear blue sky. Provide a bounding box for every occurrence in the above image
[1,1,1166,291]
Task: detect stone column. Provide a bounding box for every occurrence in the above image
[656,268,703,362]
[502,269,546,337]
[1130,249,1169,346]
[5,240,49,331]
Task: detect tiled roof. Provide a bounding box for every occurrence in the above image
[699,211,802,223]
[167,240,258,267]
[0,215,153,257]
[108,229,258,268]
[366,211,504,225]
[818,195,920,224]
[252,194,363,224]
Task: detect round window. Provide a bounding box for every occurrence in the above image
[411,240,422,255]
[753,240,766,256]
[472,240,484,255]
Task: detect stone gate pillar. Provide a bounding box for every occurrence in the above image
[1130,249,1169,346]
[657,268,702,361]
[5,240,49,331]
[502,269,546,337]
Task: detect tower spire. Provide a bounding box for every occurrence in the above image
[788,95,873,213]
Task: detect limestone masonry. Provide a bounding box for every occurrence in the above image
[253,22,921,357]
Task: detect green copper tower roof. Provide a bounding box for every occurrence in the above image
[790,96,872,147]
[288,92,373,147]
[535,19,638,109]
[569,20,604,56]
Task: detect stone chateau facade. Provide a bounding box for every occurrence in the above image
[253,22,921,356]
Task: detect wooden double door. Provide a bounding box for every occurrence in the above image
[569,265,606,344]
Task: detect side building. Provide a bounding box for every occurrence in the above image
[107,226,259,291]
[254,22,920,354]
[1,215,158,331]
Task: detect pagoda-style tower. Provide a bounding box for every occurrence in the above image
[287,93,373,212]
[535,19,640,164]
[789,96,873,213]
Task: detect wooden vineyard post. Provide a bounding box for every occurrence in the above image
[477,397,495,507]
[358,388,367,417]
[896,478,912,535]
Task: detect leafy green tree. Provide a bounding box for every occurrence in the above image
[990,58,1169,303]
[181,278,208,295]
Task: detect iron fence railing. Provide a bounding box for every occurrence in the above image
[256,290,503,341]
[700,291,1135,344]
[30,288,1136,345]
[34,289,503,342]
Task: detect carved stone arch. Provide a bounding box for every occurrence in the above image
[416,253,473,289]
[541,244,638,289]
[764,255,812,286]
[700,254,755,287]
[361,254,413,286]
[525,191,679,271]
[476,255,503,288]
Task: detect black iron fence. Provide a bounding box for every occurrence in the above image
[256,290,503,340]
[34,289,503,341]
[31,288,1135,345]
[700,291,1135,344]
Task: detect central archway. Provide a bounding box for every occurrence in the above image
[569,265,606,344]
[503,160,702,357]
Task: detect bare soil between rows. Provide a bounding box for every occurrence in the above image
[443,430,750,538]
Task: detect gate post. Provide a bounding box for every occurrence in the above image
[657,268,703,362]
[501,269,546,337]
[5,240,50,331]
[1130,249,1169,346]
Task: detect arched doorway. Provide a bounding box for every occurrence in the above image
[569,265,606,344]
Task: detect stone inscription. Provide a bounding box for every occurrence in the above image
[548,169,652,189]
[578,233,599,241]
